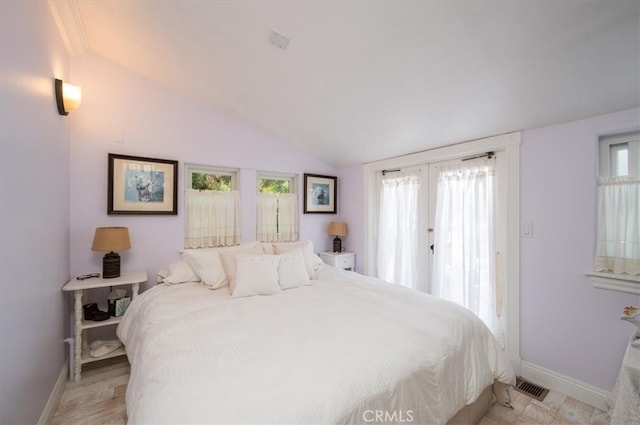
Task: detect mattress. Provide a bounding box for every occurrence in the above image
[118,266,515,424]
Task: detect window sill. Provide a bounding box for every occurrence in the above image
[586,272,640,295]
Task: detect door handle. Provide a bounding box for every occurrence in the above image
[430,244,435,254]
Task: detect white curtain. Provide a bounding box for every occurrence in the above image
[184,189,241,248]
[595,176,640,275]
[257,194,279,242]
[431,163,503,343]
[376,171,420,290]
[277,193,299,242]
[257,193,298,242]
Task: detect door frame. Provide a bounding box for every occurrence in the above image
[363,132,521,367]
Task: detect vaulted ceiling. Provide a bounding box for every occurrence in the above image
[52,0,639,167]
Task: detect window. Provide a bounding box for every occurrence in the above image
[259,177,292,194]
[184,165,240,248]
[257,173,298,242]
[610,143,629,177]
[594,132,640,278]
[187,166,236,191]
[599,132,639,178]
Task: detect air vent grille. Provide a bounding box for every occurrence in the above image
[269,30,290,50]
[514,377,549,402]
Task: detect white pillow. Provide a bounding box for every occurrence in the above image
[232,255,281,298]
[182,249,227,289]
[273,240,317,279]
[278,250,311,290]
[219,244,266,293]
[157,260,200,284]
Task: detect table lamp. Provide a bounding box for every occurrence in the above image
[91,227,131,278]
[328,222,347,253]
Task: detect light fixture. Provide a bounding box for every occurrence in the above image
[91,227,131,279]
[54,78,82,115]
[328,222,347,253]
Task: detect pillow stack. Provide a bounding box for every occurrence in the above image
[157,240,322,298]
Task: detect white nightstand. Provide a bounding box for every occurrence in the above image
[318,252,355,271]
[62,270,147,382]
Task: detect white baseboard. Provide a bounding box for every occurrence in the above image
[519,360,610,411]
[38,360,69,425]
[506,352,522,376]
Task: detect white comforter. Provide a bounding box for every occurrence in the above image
[118,267,514,425]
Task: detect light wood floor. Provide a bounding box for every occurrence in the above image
[479,387,609,425]
[51,357,609,425]
[51,357,129,425]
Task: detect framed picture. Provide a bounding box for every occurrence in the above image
[303,173,337,214]
[108,153,178,215]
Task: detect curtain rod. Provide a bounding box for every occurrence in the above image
[461,151,494,162]
[381,152,492,174]
[381,168,401,176]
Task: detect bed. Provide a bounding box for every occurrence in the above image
[117,241,515,425]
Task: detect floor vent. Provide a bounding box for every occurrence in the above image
[514,377,549,402]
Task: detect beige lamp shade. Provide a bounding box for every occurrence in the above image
[91,227,131,252]
[328,222,347,237]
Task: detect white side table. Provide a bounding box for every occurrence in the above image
[318,252,355,271]
[62,270,147,382]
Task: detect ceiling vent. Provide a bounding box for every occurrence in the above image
[269,30,290,50]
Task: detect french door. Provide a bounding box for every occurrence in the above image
[376,168,422,290]
[426,153,507,346]
[365,132,520,362]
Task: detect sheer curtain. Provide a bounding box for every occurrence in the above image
[257,193,298,242]
[376,171,420,290]
[257,194,279,242]
[184,189,241,248]
[277,193,299,242]
[595,176,640,275]
[431,162,503,343]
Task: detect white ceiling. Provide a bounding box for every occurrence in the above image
[55,0,639,167]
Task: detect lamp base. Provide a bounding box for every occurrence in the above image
[102,252,121,278]
[333,236,342,253]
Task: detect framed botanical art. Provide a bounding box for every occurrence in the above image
[303,173,337,214]
[108,153,178,215]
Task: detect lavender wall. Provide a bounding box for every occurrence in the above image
[520,108,640,390]
[337,166,365,273]
[69,52,338,286]
[0,2,71,424]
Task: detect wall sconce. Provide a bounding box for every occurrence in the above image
[54,78,81,115]
[328,221,347,253]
